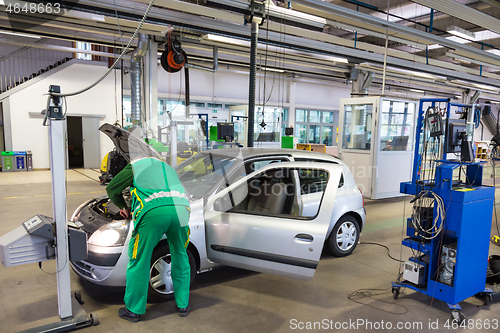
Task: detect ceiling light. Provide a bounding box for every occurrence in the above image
[447,26,476,41]
[446,52,500,70]
[409,89,425,93]
[267,4,327,28]
[260,66,284,73]
[204,34,250,47]
[0,30,40,38]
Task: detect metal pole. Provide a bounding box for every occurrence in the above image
[49,118,72,319]
[247,21,258,148]
[381,0,390,94]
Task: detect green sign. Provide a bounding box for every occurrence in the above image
[212,110,218,113]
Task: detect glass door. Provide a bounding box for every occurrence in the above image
[339,97,378,197]
[371,98,416,199]
[229,105,248,147]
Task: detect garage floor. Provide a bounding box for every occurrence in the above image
[1,170,499,333]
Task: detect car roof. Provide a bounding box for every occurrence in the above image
[200,148,344,165]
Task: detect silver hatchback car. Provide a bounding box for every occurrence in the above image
[70,125,365,301]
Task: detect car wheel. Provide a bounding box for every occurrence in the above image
[326,215,359,257]
[148,242,197,302]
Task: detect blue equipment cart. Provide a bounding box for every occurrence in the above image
[391,98,494,323]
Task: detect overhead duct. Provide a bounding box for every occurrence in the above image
[130,33,149,129]
[351,70,373,97]
[185,46,219,72]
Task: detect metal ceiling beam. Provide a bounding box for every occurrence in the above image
[292,0,500,65]
[411,0,500,35]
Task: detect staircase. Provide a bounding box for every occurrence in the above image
[0,38,77,94]
[0,57,73,94]
[482,103,499,136]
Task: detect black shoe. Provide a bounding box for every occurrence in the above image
[118,307,141,323]
[177,304,190,317]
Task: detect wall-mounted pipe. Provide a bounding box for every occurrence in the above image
[130,33,149,128]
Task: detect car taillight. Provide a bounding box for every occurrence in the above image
[358,187,364,207]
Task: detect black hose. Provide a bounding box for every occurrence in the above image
[184,66,190,108]
[247,22,258,148]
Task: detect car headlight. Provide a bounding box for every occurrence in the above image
[88,220,130,247]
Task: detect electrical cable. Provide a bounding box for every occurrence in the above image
[72,169,101,183]
[358,242,405,263]
[347,287,409,315]
[50,0,156,98]
[411,190,445,240]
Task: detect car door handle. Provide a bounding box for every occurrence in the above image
[294,233,313,242]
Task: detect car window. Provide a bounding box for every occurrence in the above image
[217,157,291,193]
[299,169,331,217]
[215,167,329,220]
[176,153,237,199]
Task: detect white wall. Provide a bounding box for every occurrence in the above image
[5,62,121,169]
[155,65,350,106]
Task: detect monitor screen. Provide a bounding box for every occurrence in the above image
[445,119,466,153]
[217,122,234,142]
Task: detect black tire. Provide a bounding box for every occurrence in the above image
[451,311,466,325]
[147,242,197,302]
[326,215,360,257]
[392,288,400,299]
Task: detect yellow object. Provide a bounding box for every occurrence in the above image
[454,187,475,192]
[296,143,326,153]
[101,152,109,172]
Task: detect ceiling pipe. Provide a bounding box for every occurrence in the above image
[185,45,218,72]
[130,33,149,129]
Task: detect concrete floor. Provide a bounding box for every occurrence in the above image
[0,170,500,332]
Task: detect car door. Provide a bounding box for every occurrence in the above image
[204,162,342,280]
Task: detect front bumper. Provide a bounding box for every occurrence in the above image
[71,243,129,287]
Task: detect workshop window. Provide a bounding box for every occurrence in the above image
[295,109,339,146]
[379,101,415,151]
[158,100,164,116]
[281,108,289,135]
[342,104,373,150]
[254,107,283,143]
[76,42,92,60]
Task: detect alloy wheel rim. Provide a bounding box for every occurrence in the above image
[336,221,357,251]
[150,254,174,295]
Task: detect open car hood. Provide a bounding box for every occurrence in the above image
[99,123,162,162]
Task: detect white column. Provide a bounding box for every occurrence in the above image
[289,81,296,128]
[144,38,158,127]
[49,119,72,319]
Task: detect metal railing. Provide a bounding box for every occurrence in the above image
[0,39,75,93]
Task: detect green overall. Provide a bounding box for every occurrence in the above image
[106,158,191,315]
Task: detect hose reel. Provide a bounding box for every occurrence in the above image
[160,38,187,73]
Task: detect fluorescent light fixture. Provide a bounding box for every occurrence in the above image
[204,34,250,47]
[267,3,327,28]
[409,89,425,93]
[427,29,500,50]
[0,30,40,39]
[447,26,476,41]
[260,66,284,73]
[490,101,500,104]
[446,52,500,70]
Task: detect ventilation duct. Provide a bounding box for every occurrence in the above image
[130,34,149,129]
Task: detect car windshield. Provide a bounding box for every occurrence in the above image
[176,153,237,199]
